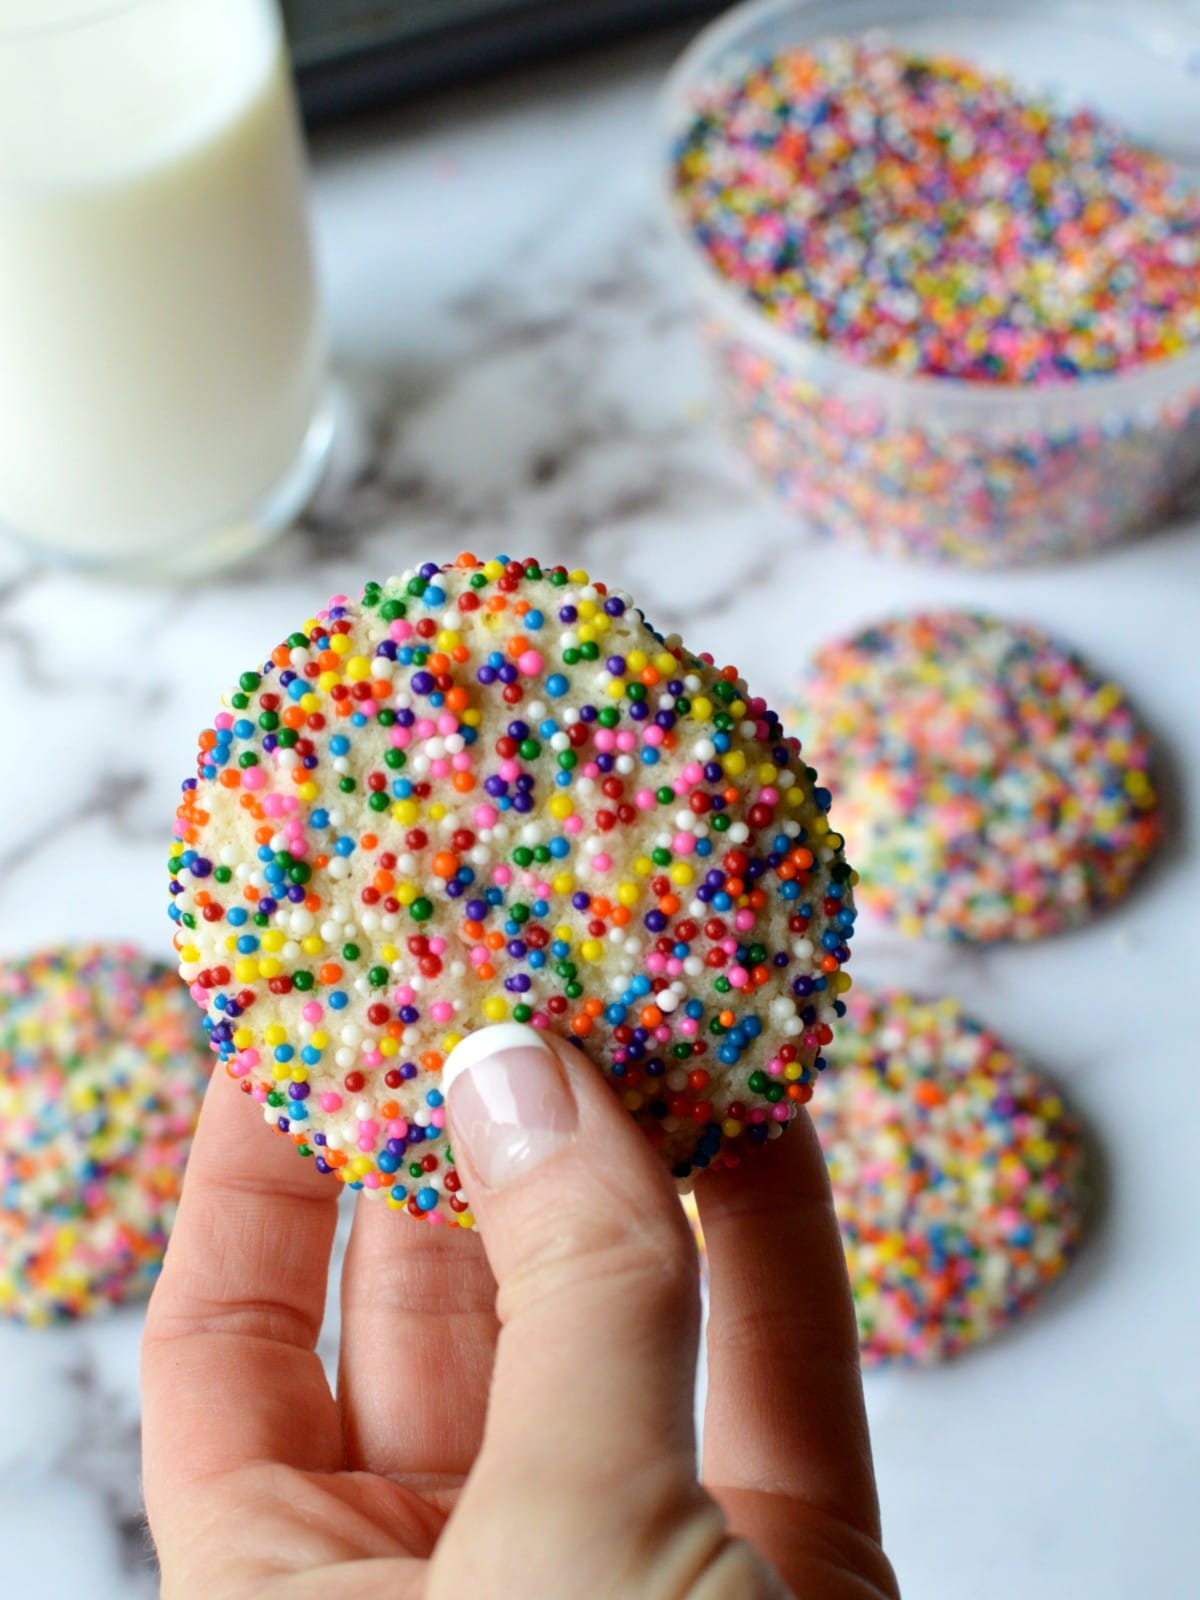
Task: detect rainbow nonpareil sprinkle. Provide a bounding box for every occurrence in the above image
[168,555,857,1224]
[795,611,1161,942]
[673,39,1200,382]
[0,945,210,1325]
[812,989,1088,1364]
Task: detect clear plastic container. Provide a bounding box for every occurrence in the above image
[661,0,1200,567]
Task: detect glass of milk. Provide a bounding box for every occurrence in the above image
[0,0,331,577]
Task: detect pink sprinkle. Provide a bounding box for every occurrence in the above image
[565,815,584,834]
[302,1002,323,1023]
[728,966,749,988]
[430,1001,454,1023]
[394,985,416,1005]
[474,804,498,828]
[437,713,458,735]
[518,650,543,676]
[635,789,655,810]
[592,852,612,872]
[319,1091,342,1112]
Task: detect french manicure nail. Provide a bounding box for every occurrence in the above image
[442,1023,577,1191]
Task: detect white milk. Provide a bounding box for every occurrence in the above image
[0,0,326,566]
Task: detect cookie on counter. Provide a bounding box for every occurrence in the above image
[168,553,857,1224]
[0,945,211,1325]
[814,988,1089,1364]
[796,611,1161,942]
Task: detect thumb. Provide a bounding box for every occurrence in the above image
[432,1022,778,1599]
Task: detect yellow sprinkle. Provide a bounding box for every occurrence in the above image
[483,997,508,1022]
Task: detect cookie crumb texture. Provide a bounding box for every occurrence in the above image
[814,990,1088,1364]
[0,945,210,1325]
[169,555,856,1223]
[798,611,1161,942]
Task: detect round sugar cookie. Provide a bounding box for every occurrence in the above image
[797,611,1161,942]
[168,554,857,1224]
[813,989,1088,1364]
[0,945,211,1325]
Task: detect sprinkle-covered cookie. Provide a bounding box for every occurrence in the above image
[168,555,857,1224]
[0,945,211,1325]
[796,611,1161,941]
[813,989,1089,1364]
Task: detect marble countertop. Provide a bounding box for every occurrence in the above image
[1,30,1198,1600]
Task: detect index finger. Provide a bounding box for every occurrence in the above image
[141,1067,342,1525]
[696,1110,880,1540]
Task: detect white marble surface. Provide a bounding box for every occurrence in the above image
[1,30,1198,1600]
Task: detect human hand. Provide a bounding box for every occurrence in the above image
[143,1022,899,1599]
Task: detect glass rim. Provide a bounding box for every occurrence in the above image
[0,0,170,41]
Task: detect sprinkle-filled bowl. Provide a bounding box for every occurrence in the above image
[662,0,1200,567]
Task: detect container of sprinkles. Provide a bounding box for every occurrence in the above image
[663,0,1200,566]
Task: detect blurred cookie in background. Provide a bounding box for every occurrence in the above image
[0,945,211,1325]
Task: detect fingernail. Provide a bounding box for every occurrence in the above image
[442,1023,577,1191]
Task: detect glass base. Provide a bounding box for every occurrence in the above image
[0,388,336,582]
